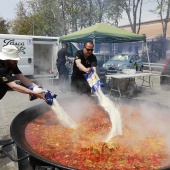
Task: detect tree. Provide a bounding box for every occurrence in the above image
[11,1,33,35]
[12,0,142,36]
[33,0,68,36]
[94,0,106,23]
[0,17,9,34]
[11,0,125,35]
[150,0,170,37]
[122,0,144,34]
[105,0,124,26]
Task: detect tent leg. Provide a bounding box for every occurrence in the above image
[145,42,151,72]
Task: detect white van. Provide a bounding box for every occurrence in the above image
[0,34,78,79]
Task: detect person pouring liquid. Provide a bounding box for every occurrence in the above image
[0,45,46,101]
[71,41,97,96]
[0,45,46,157]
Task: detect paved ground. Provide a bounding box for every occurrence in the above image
[0,73,170,170]
[133,72,170,107]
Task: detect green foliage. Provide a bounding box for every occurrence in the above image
[11,1,33,35]
[10,0,124,36]
[149,0,170,38]
[7,0,170,38]
[0,17,9,34]
[105,0,124,25]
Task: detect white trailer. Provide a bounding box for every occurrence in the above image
[0,34,78,80]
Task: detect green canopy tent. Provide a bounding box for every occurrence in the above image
[60,22,151,70]
[60,22,146,43]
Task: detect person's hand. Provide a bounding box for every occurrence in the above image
[33,91,46,101]
[86,67,91,74]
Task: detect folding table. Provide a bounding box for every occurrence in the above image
[106,72,154,97]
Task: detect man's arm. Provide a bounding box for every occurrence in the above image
[9,74,45,100]
[7,81,46,100]
[75,59,91,73]
[15,74,37,87]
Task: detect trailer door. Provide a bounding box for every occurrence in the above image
[17,38,34,76]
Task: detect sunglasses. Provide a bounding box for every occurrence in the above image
[85,47,94,52]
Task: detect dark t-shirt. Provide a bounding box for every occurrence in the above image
[0,60,22,99]
[71,50,97,80]
[57,48,68,66]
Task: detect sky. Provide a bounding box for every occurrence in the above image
[0,0,20,20]
[0,0,159,26]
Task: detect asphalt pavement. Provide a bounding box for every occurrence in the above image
[0,73,170,170]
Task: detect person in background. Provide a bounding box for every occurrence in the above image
[0,45,46,157]
[71,40,97,96]
[56,43,72,93]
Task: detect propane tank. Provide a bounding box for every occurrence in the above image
[29,86,57,105]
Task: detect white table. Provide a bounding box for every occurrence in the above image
[106,72,155,97]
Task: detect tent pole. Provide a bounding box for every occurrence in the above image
[104,38,106,67]
[145,41,151,72]
[93,37,95,52]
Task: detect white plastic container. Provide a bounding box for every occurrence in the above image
[122,69,136,75]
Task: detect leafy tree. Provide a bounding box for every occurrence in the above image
[11,0,144,36]
[11,1,33,35]
[105,0,124,26]
[0,17,9,34]
[59,0,80,34]
[11,0,62,36]
[122,0,144,34]
[150,0,170,37]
